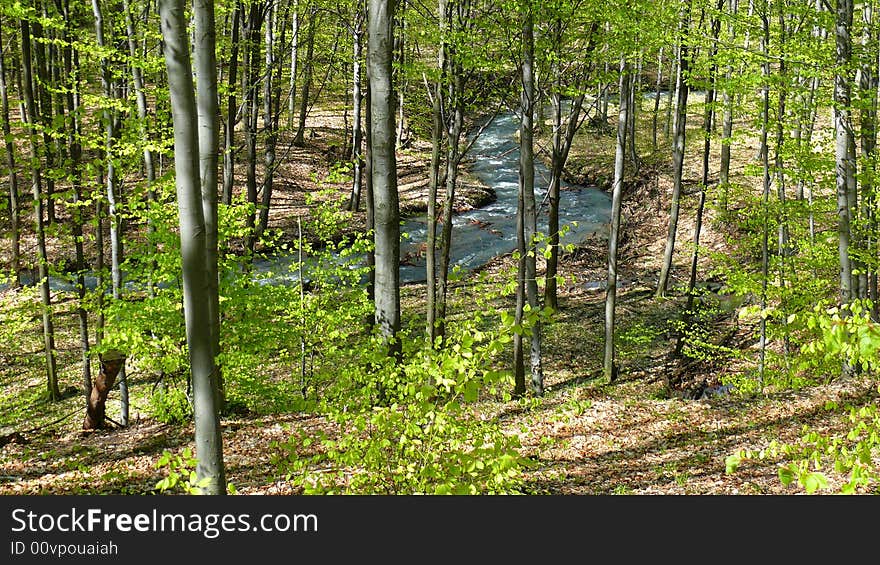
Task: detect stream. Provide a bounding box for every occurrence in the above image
[253,110,612,286]
[6,110,611,292]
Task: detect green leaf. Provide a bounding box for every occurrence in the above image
[778,465,795,487]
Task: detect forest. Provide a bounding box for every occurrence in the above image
[0,0,878,496]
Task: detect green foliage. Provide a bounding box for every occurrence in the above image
[726,394,880,494]
[271,310,529,495]
[154,448,211,495]
[147,384,192,425]
[154,448,237,495]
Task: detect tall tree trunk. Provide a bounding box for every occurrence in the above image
[257,0,278,241]
[425,0,447,345]
[222,2,241,206]
[195,0,224,411]
[93,0,128,424]
[685,1,722,315]
[758,6,771,388]
[21,16,60,401]
[718,0,738,213]
[31,12,56,226]
[61,0,92,401]
[605,61,630,384]
[835,0,855,306]
[349,1,366,213]
[368,0,401,359]
[0,25,20,287]
[288,0,299,129]
[657,0,692,298]
[243,2,263,254]
[293,4,316,147]
[652,46,664,152]
[519,5,543,396]
[159,0,226,494]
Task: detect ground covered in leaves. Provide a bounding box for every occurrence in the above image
[1,101,877,496]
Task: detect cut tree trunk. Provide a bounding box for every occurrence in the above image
[83,352,126,431]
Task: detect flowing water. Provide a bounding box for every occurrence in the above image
[5,110,611,292]
[398,111,611,283]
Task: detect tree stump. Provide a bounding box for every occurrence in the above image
[82,350,126,431]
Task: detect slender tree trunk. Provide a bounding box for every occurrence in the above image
[31,13,56,226]
[0,26,20,287]
[718,0,738,213]
[257,1,278,241]
[520,6,543,396]
[835,0,855,307]
[684,1,722,320]
[657,0,692,298]
[369,0,401,359]
[394,0,407,148]
[605,61,630,384]
[159,0,226,494]
[294,5,316,147]
[758,6,771,388]
[288,0,299,130]
[93,0,128,424]
[21,17,60,401]
[243,3,263,254]
[652,47,664,152]
[349,2,366,212]
[435,68,463,345]
[61,0,92,401]
[425,0,447,345]
[222,2,241,206]
[364,67,376,329]
[195,0,224,411]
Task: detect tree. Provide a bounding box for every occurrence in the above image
[368,0,401,359]
[20,11,60,401]
[514,1,543,396]
[159,0,226,494]
[657,0,693,298]
[604,59,630,384]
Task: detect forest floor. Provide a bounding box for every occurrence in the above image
[1,99,878,495]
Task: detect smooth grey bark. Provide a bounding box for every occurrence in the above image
[394,0,407,147]
[159,0,226,495]
[349,0,366,213]
[257,0,280,241]
[652,46,664,152]
[835,0,855,306]
[519,7,543,396]
[758,8,771,387]
[242,2,263,254]
[604,61,630,384]
[222,2,241,206]
[657,0,692,298]
[425,0,447,345]
[860,3,879,310]
[288,0,299,129]
[195,0,223,411]
[30,14,56,226]
[21,17,60,401]
[61,0,92,400]
[718,0,738,213]
[369,0,401,357]
[0,26,20,287]
[123,0,156,188]
[294,3,316,147]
